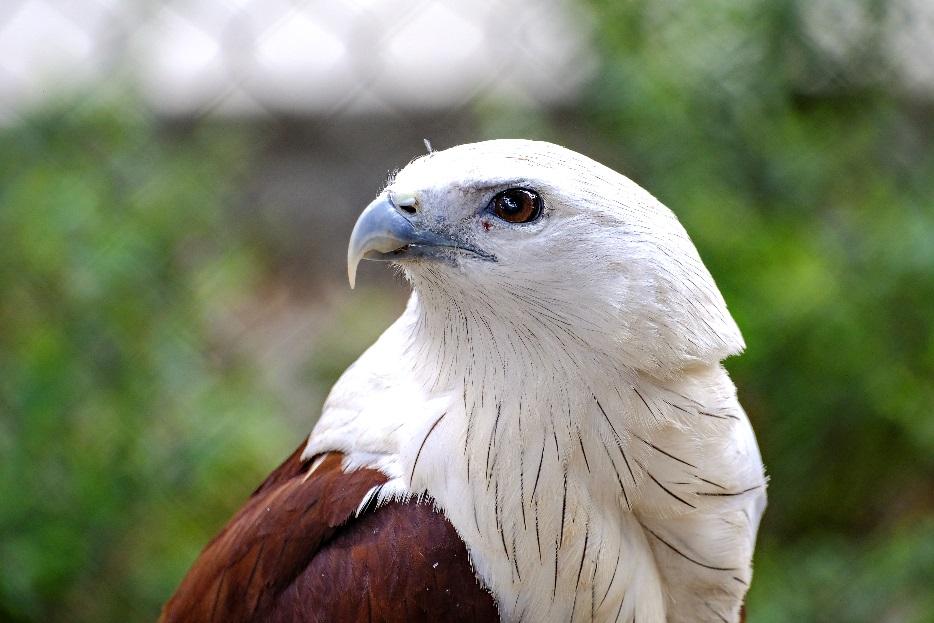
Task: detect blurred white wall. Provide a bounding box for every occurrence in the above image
[0,0,596,121]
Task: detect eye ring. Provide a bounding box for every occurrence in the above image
[488,188,543,224]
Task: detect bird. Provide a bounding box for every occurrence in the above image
[160,139,767,623]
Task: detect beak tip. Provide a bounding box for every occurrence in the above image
[347,254,358,290]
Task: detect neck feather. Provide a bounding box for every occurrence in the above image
[388,287,758,622]
[311,287,765,623]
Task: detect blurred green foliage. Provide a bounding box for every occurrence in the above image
[576,0,934,620]
[0,107,297,621]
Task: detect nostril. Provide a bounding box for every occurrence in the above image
[399,204,417,215]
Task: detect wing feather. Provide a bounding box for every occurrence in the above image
[160,444,498,622]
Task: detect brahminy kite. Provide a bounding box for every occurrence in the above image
[161,140,766,623]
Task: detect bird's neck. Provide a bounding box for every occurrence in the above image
[311,290,761,623]
[393,291,671,622]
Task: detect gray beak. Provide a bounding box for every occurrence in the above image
[347,196,493,288]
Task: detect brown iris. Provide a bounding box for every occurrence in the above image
[489,189,543,224]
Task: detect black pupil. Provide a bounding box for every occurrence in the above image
[502,194,522,214]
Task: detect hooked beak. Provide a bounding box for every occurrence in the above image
[347,196,494,288]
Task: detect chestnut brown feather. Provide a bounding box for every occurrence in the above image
[160,444,499,622]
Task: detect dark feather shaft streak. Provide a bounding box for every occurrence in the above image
[634,434,696,469]
[643,467,697,509]
[410,412,447,484]
[646,527,736,572]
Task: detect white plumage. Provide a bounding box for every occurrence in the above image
[305,140,766,622]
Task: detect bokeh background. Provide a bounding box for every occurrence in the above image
[2,0,933,621]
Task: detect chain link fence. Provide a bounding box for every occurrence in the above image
[0,0,594,120]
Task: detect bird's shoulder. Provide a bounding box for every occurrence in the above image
[160,443,498,623]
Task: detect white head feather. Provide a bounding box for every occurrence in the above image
[391,139,744,376]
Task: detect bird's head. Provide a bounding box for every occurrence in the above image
[348,139,743,377]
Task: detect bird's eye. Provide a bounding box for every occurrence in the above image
[489,189,543,224]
